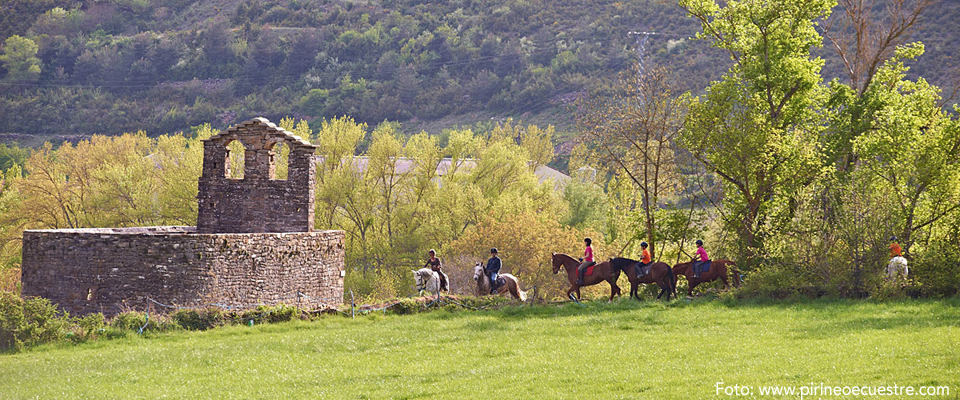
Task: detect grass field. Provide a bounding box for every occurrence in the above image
[1,298,958,399]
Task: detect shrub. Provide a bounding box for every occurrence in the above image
[171,308,229,331]
[109,311,173,334]
[0,293,69,351]
[71,313,107,342]
[911,247,960,298]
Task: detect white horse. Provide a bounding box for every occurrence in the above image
[473,263,527,301]
[886,256,909,281]
[413,268,449,295]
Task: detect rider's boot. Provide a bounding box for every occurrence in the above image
[576,269,584,285]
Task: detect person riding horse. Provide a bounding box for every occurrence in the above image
[636,242,652,277]
[423,249,448,291]
[889,236,902,258]
[485,248,501,294]
[693,239,710,279]
[576,238,595,285]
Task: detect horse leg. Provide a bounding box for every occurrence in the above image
[508,283,521,300]
[688,280,701,296]
[720,269,730,290]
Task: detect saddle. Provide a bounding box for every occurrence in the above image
[693,261,711,275]
[585,265,595,276]
[490,276,506,289]
[635,263,650,277]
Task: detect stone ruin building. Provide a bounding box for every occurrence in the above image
[20,118,345,316]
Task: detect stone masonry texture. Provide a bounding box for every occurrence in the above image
[197,117,317,233]
[20,118,344,316]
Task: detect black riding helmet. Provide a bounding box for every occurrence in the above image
[490,248,498,254]
[584,237,592,246]
[696,239,703,246]
[640,241,648,248]
[890,236,897,242]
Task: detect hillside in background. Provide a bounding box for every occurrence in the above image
[0,0,957,145]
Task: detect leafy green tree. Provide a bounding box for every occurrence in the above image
[0,36,41,83]
[850,44,960,256]
[679,0,831,266]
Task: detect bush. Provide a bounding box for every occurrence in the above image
[71,313,107,343]
[0,293,69,351]
[109,311,174,334]
[237,304,300,325]
[911,247,960,298]
[171,308,229,331]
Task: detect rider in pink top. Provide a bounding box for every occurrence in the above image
[693,239,709,279]
[577,238,595,285]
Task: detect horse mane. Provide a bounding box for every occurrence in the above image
[554,253,578,263]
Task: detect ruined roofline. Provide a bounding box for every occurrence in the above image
[205,117,317,149]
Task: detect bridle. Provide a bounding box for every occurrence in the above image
[414,271,426,291]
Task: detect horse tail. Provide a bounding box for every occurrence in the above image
[518,288,528,302]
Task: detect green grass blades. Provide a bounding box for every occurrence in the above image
[1,298,958,399]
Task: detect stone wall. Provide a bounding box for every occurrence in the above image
[20,227,344,316]
[197,118,317,234]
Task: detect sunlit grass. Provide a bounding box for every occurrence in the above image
[1,298,958,399]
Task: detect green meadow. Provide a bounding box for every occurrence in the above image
[1,298,958,399]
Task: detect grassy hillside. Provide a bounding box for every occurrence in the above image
[1,298,957,398]
[0,0,956,143]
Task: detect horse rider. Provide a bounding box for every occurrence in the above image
[889,236,903,259]
[485,248,501,294]
[576,237,595,285]
[637,241,652,277]
[423,249,448,291]
[693,239,709,279]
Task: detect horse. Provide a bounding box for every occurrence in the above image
[886,256,909,281]
[672,260,740,296]
[412,268,448,295]
[473,263,527,301]
[551,253,621,301]
[609,257,677,300]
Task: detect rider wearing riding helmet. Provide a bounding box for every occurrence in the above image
[693,239,709,279]
[637,242,652,277]
[576,237,595,285]
[485,248,501,294]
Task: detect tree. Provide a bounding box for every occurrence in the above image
[851,44,960,256]
[578,65,684,259]
[0,36,41,83]
[679,0,831,266]
[821,0,936,171]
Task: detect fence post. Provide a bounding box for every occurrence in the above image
[350,290,355,319]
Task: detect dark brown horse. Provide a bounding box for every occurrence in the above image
[672,260,741,296]
[609,258,677,300]
[551,253,621,301]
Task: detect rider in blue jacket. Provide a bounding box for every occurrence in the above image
[485,248,501,294]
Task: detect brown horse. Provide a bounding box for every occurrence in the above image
[672,260,741,296]
[551,253,621,301]
[609,258,677,300]
[473,263,527,300]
